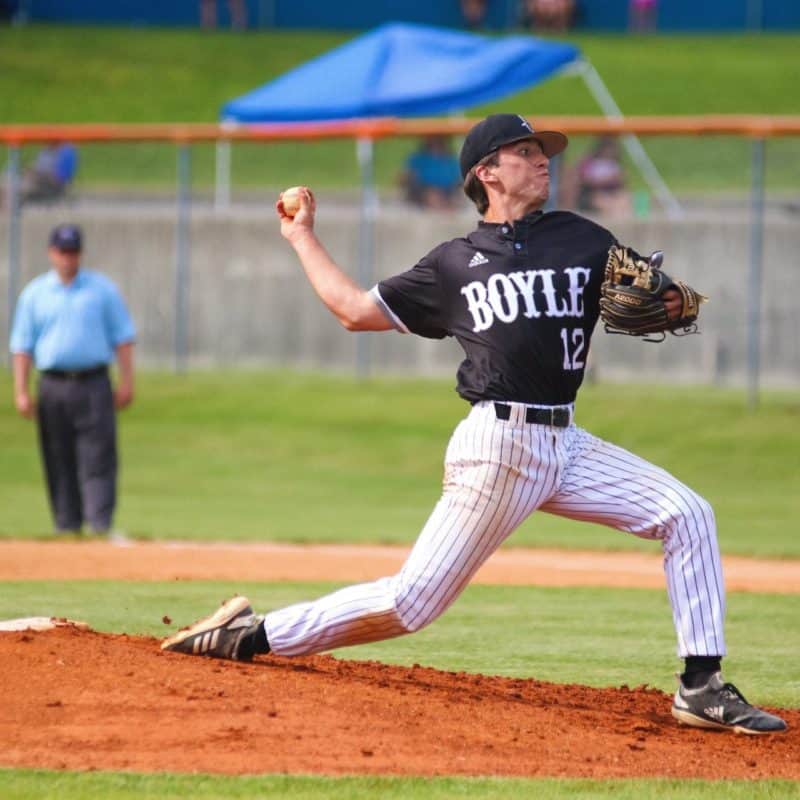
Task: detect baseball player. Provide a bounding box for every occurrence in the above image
[163,114,786,735]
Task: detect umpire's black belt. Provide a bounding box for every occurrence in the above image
[40,365,108,381]
[494,402,571,428]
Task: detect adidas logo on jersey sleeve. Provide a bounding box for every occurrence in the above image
[468,252,489,268]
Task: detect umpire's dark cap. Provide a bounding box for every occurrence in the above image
[459,114,568,179]
[49,223,83,252]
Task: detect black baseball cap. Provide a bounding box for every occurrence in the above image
[49,223,83,252]
[459,114,568,179]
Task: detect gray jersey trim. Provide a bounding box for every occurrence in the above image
[370,286,409,333]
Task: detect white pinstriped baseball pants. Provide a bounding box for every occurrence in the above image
[264,400,725,659]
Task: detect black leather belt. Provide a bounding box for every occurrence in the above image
[494,402,571,428]
[40,365,108,381]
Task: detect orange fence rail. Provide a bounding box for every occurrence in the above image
[2,115,800,145]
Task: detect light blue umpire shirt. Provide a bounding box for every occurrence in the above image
[9,268,136,371]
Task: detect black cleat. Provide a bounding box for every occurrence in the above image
[672,672,787,735]
[161,596,264,661]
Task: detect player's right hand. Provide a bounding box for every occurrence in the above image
[277,186,316,243]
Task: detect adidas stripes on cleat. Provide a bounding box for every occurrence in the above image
[161,596,264,661]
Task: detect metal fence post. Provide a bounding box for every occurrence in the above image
[5,145,22,363]
[175,143,192,373]
[356,136,376,379]
[214,138,231,211]
[746,137,765,410]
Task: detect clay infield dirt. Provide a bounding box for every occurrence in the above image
[1,539,798,779]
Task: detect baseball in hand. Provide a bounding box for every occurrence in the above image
[280,186,303,218]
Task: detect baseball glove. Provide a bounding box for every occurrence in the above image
[599,245,707,341]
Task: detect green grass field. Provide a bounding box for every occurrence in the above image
[1,26,799,192]
[3,771,799,800]
[2,371,798,557]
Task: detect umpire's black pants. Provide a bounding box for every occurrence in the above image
[36,368,117,533]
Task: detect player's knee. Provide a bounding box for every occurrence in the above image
[394,597,438,634]
[695,493,715,526]
[400,608,438,634]
[682,490,715,530]
[391,584,443,634]
[666,490,716,542]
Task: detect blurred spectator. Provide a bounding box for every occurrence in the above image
[399,135,462,211]
[0,0,15,24]
[200,0,247,30]
[23,142,78,202]
[629,0,657,32]
[460,0,488,29]
[565,137,632,216]
[520,0,575,32]
[1,142,78,208]
[3,0,28,24]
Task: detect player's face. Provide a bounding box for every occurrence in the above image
[494,139,550,207]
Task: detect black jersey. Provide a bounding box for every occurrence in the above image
[374,210,616,405]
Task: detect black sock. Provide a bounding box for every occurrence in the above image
[238,621,271,660]
[682,656,722,689]
[252,623,270,654]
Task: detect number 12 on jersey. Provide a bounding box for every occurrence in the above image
[560,327,585,370]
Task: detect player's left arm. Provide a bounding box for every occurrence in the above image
[114,341,135,410]
[276,186,392,332]
[103,279,137,408]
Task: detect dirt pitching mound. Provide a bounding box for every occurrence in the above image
[1,625,798,779]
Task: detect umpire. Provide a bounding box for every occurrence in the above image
[10,223,136,536]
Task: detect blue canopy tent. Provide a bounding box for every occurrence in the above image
[222,23,579,122]
[219,22,678,217]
